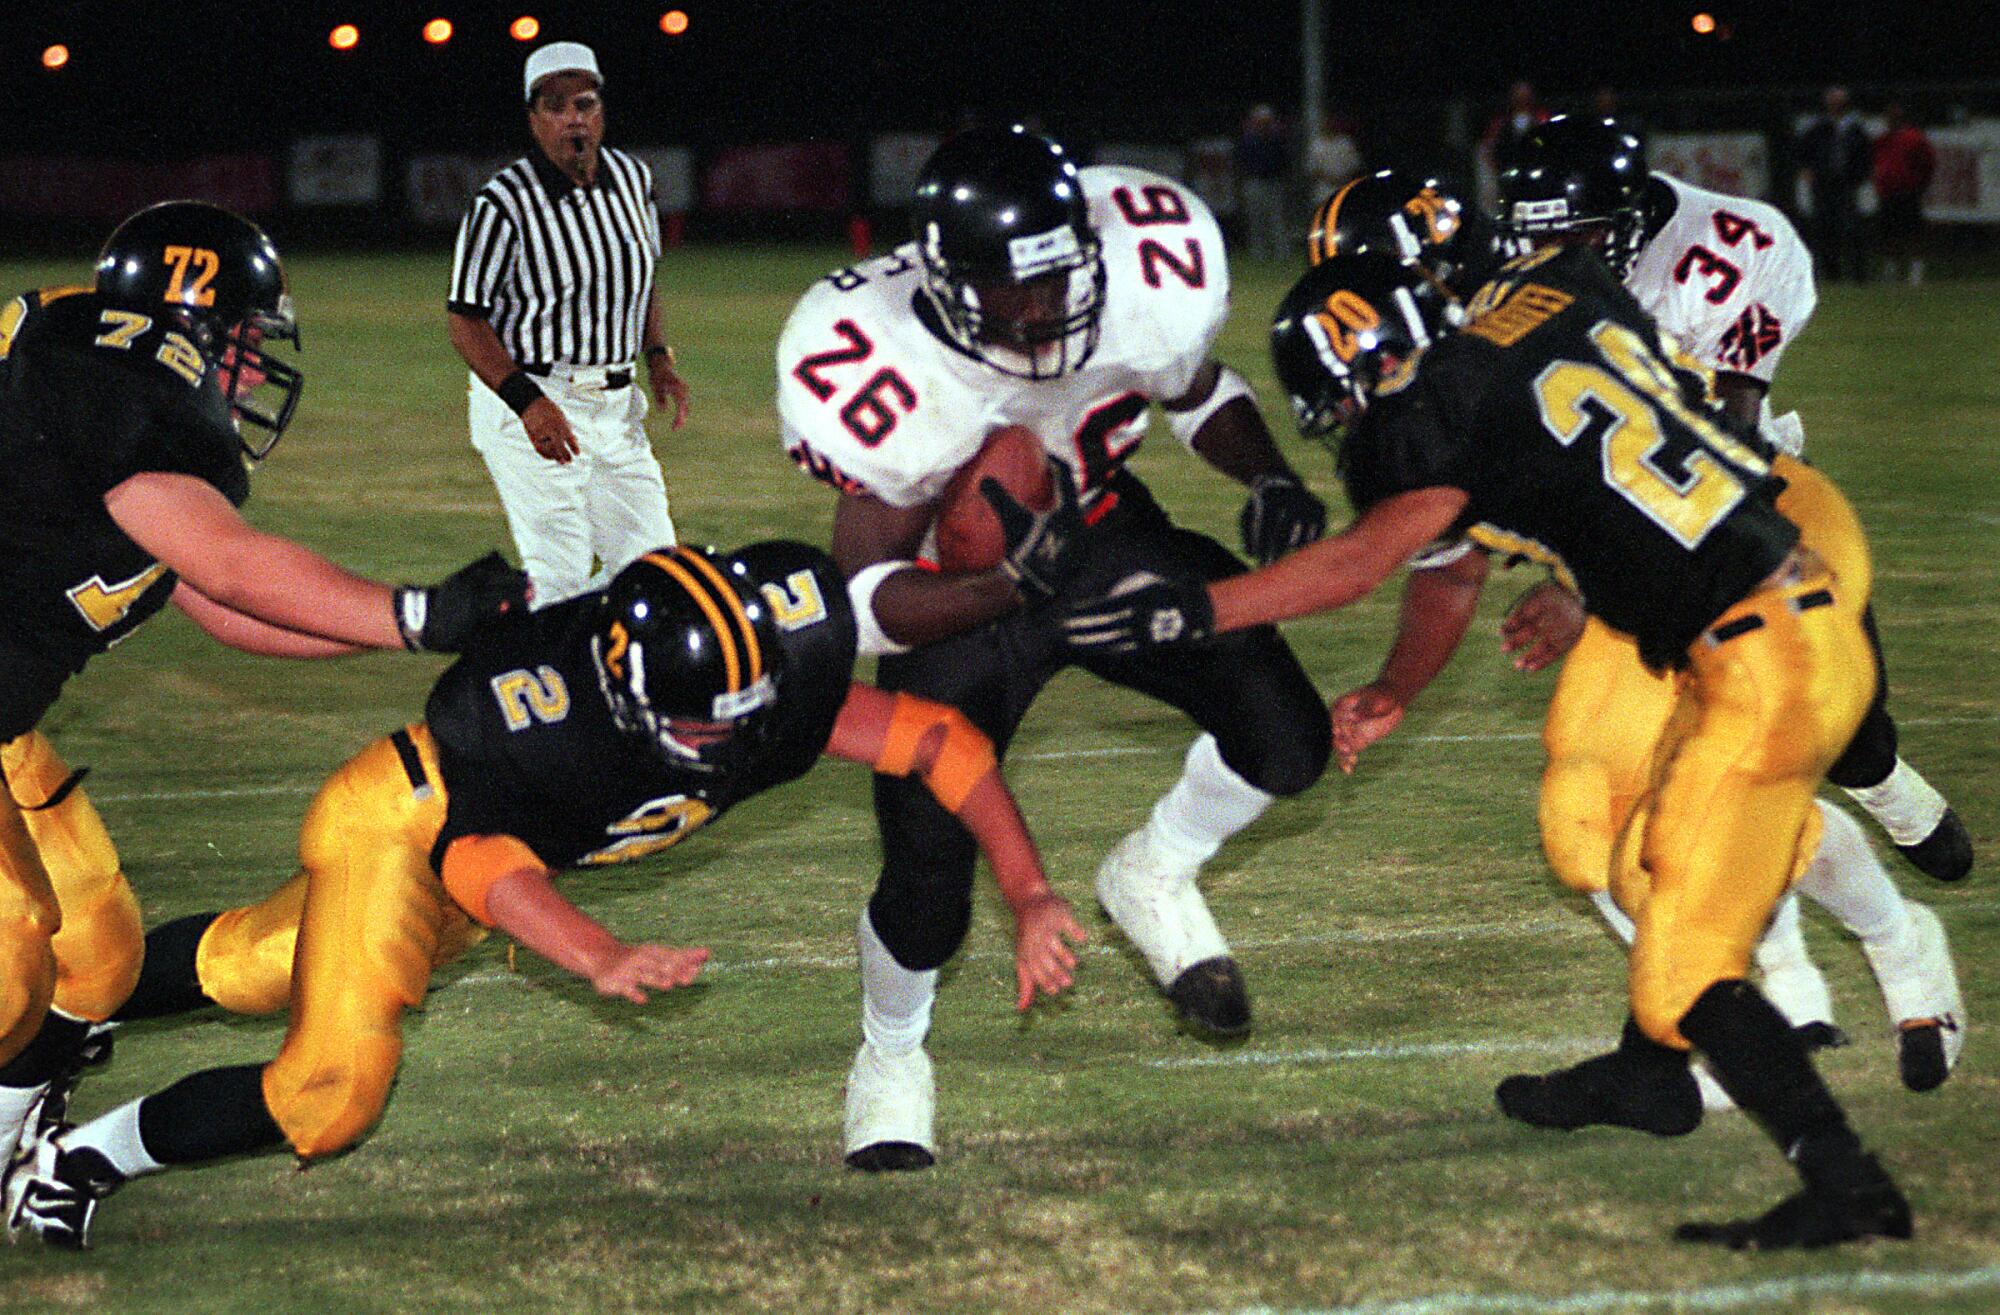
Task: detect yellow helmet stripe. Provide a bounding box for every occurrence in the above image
[1308,176,1363,267]
[640,551,744,694]
[671,546,764,685]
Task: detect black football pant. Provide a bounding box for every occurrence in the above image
[868,479,1330,971]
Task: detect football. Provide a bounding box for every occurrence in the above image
[932,424,1053,572]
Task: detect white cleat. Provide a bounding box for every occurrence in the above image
[1095,830,1250,1035]
[1863,902,1966,1092]
[842,1042,935,1173]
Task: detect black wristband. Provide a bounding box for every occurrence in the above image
[496,369,544,417]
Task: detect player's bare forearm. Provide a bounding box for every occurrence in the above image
[1377,551,1488,704]
[107,472,404,648]
[1208,487,1468,634]
[831,489,1021,645]
[172,583,369,658]
[484,866,708,1003]
[1181,371,1298,487]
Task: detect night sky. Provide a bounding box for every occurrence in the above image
[3,2,1996,158]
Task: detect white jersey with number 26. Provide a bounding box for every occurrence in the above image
[1625,171,1817,386]
[776,166,1230,511]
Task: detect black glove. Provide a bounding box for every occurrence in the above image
[1061,571,1216,655]
[395,552,530,652]
[980,456,1088,603]
[1238,472,1327,565]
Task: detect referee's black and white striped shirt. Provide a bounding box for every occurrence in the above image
[447,147,661,368]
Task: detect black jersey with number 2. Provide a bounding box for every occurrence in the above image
[423,541,859,872]
[1342,245,1798,670]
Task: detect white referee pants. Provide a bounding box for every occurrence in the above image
[468,366,676,607]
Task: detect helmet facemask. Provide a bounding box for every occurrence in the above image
[593,626,779,775]
[920,221,1105,380]
[216,296,303,461]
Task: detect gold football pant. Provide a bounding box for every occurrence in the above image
[1538,455,1871,897]
[1618,561,1875,1047]
[0,731,144,1066]
[190,726,485,1159]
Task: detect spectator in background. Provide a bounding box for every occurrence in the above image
[1796,85,1873,282]
[1477,81,1550,211]
[1305,108,1364,212]
[1591,84,1646,144]
[1237,103,1290,260]
[1873,104,1936,285]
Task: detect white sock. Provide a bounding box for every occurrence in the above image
[1796,800,1911,947]
[857,908,936,1057]
[1142,735,1276,867]
[0,1080,45,1168]
[1589,888,1636,945]
[1753,894,1834,1027]
[1843,758,1949,846]
[60,1098,165,1180]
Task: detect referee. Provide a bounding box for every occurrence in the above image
[447,41,691,606]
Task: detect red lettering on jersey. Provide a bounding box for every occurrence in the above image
[788,442,873,497]
[1138,237,1206,290]
[1112,185,1191,227]
[1712,210,1776,250]
[1069,392,1150,492]
[792,319,873,401]
[1672,244,1743,305]
[838,368,918,448]
[1717,303,1784,371]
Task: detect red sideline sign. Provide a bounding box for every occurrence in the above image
[703,143,850,212]
[0,154,278,218]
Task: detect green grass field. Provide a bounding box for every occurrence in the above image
[1,247,1995,1314]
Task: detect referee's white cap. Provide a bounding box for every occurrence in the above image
[524,42,603,102]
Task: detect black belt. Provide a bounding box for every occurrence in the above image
[1704,588,1835,648]
[520,364,631,389]
[389,728,436,800]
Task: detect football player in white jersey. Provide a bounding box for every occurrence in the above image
[1480,118,1965,1114]
[776,127,1332,1171]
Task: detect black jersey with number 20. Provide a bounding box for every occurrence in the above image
[1342,245,1798,670]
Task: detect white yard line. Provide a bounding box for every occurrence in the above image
[1209,1264,2000,1315]
[82,710,2000,803]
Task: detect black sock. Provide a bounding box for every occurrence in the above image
[1616,1015,1692,1073]
[114,913,221,1020]
[136,1064,285,1164]
[0,1012,88,1086]
[1680,979,1858,1162]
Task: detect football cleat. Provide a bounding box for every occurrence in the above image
[843,1041,935,1173]
[1896,807,1973,883]
[6,1136,124,1250]
[1496,1050,1702,1137]
[1095,829,1250,1037]
[1860,902,1965,1092]
[1676,1151,1911,1250]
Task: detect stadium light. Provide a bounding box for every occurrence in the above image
[660,10,690,35]
[1691,11,1717,34]
[511,16,540,41]
[424,18,453,45]
[42,44,70,70]
[329,23,360,51]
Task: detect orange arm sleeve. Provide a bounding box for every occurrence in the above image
[441,834,549,926]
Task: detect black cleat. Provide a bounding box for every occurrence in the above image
[1676,1152,1912,1250]
[1897,808,1972,883]
[1496,1050,1702,1137]
[1897,1020,1956,1093]
[843,1142,936,1173]
[1793,1021,1850,1052]
[1166,957,1251,1037]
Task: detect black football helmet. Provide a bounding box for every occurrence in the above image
[592,545,785,776]
[95,200,302,459]
[1269,252,1459,439]
[1306,169,1496,293]
[1495,116,1651,275]
[911,126,1105,379]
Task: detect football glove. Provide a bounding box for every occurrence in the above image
[1239,472,1327,565]
[1061,571,1215,655]
[980,456,1088,603]
[396,552,530,652]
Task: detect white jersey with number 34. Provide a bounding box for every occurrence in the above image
[1625,172,1817,386]
[775,166,1230,511]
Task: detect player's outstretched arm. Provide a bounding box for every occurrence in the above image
[449,838,709,1004]
[1330,548,1489,773]
[826,682,1085,1010]
[107,471,526,651]
[171,582,368,658]
[1169,360,1327,564]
